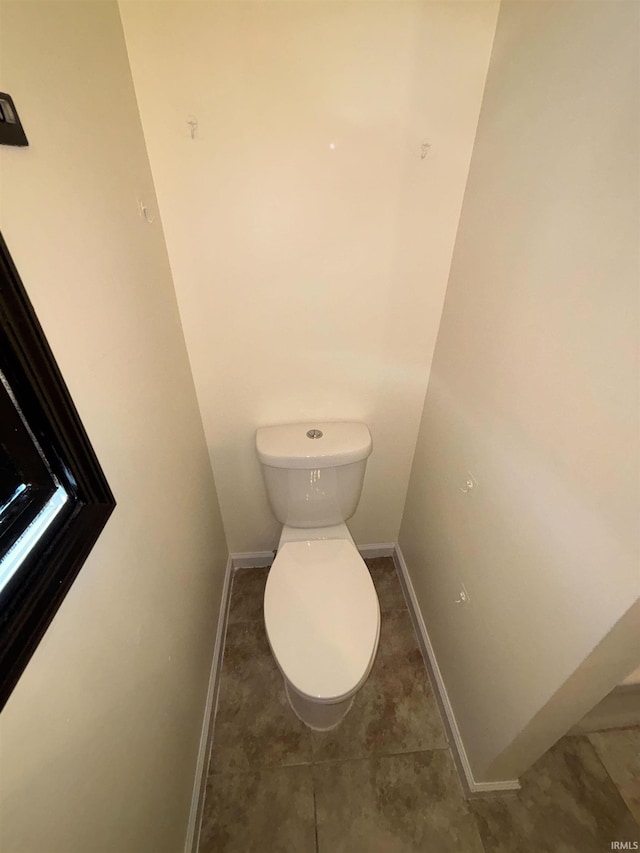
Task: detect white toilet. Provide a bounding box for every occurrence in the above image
[256,421,380,730]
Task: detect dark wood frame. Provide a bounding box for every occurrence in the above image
[0,232,115,710]
[0,92,29,147]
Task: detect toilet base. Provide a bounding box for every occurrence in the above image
[284,679,354,731]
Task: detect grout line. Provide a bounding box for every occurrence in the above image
[312,777,320,853]
[310,746,451,769]
[208,746,454,778]
[206,761,312,782]
[581,733,637,816]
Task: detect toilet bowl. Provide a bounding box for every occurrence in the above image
[256,421,380,729]
[264,528,380,730]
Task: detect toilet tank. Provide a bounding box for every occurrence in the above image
[256,422,372,528]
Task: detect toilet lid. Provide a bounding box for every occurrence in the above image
[264,539,380,701]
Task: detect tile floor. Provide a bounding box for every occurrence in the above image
[200,558,640,852]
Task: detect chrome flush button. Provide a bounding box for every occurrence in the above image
[306,429,323,439]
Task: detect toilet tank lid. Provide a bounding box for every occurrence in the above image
[256,421,372,469]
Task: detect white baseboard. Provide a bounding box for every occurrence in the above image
[231,551,274,569]
[184,556,234,853]
[392,544,521,796]
[359,542,396,558]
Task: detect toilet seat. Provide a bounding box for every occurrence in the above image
[264,538,380,703]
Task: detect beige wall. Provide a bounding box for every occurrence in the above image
[399,0,640,782]
[119,0,499,553]
[0,3,228,851]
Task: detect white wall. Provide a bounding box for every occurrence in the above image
[622,665,640,687]
[399,0,640,782]
[119,0,499,553]
[0,3,228,851]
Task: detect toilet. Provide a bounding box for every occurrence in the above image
[256,421,380,730]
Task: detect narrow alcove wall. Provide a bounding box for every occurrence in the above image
[120,0,500,553]
[399,0,640,784]
[0,3,228,851]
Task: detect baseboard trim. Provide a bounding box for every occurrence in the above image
[184,555,234,853]
[392,544,521,796]
[231,551,274,569]
[359,542,396,558]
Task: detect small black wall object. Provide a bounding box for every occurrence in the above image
[0,93,28,147]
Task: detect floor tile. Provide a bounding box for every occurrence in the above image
[314,750,484,853]
[199,764,316,853]
[214,621,273,718]
[470,736,639,853]
[203,558,640,852]
[365,557,407,611]
[378,609,422,658]
[210,619,312,771]
[227,566,269,623]
[311,635,448,762]
[588,728,640,825]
